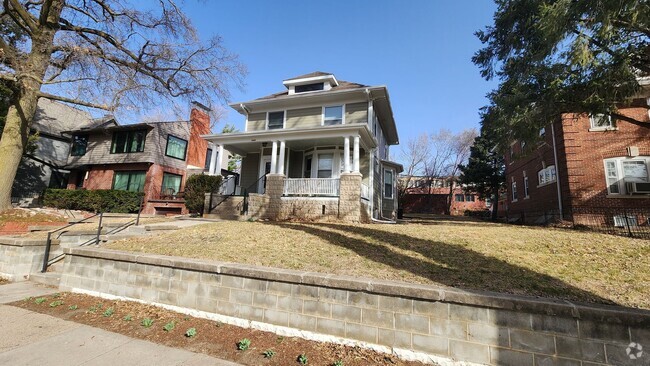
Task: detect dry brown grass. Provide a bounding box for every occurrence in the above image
[0,209,66,226]
[106,217,650,309]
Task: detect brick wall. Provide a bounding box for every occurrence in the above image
[59,247,650,366]
[186,107,211,169]
[505,103,650,221]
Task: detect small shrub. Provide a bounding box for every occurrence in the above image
[24,297,33,302]
[185,327,197,338]
[237,338,251,351]
[263,349,276,359]
[49,300,64,307]
[43,189,144,213]
[298,353,308,365]
[184,174,223,214]
[163,321,175,332]
[123,315,133,321]
[333,360,343,366]
[68,305,78,310]
[87,305,98,313]
[34,297,47,304]
[141,318,154,328]
[102,307,114,317]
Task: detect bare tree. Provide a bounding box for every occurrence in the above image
[397,133,430,201]
[443,128,478,214]
[0,0,245,210]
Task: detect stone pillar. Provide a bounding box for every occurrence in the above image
[343,137,351,173]
[270,141,278,174]
[339,172,362,223]
[265,174,286,220]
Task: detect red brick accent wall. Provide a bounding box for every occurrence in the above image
[186,107,211,169]
[403,187,488,215]
[505,102,650,219]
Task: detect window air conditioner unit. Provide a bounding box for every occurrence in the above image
[625,182,650,194]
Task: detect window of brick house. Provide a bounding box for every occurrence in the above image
[511,182,518,202]
[590,114,614,130]
[165,135,188,160]
[112,171,146,192]
[455,194,464,202]
[524,176,529,198]
[538,165,556,186]
[604,157,650,195]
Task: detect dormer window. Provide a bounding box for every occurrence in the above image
[295,83,324,93]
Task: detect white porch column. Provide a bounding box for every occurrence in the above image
[353,136,360,172]
[270,140,278,174]
[277,141,286,175]
[215,144,224,175]
[343,136,351,173]
[208,142,218,175]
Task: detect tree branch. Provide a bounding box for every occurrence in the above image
[37,91,111,110]
[5,0,38,32]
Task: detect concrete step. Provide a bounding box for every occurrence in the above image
[144,224,178,231]
[29,272,61,287]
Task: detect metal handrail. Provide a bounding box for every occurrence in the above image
[41,213,98,273]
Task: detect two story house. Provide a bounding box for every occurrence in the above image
[203,72,402,222]
[65,102,215,215]
[505,89,650,227]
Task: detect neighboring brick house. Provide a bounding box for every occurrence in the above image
[11,99,104,205]
[65,103,215,215]
[202,72,402,222]
[400,176,489,215]
[505,93,650,225]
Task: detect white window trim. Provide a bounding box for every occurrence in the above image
[266,110,286,130]
[524,176,530,199]
[303,148,344,179]
[511,182,518,202]
[589,114,617,131]
[537,165,557,187]
[603,156,650,196]
[322,104,346,126]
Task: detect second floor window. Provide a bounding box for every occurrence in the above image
[111,129,146,154]
[590,114,613,129]
[324,106,343,125]
[71,134,88,156]
[268,111,284,130]
[165,135,188,160]
[511,182,517,202]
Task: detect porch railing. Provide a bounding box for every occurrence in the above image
[284,178,340,197]
[361,183,370,200]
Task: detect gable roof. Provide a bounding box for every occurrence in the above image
[254,79,367,101]
[283,71,333,81]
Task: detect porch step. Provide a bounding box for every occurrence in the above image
[29,272,61,287]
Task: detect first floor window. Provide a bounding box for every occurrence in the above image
[465,194,475,202]
[204,148,213,170]
[324,105,343,125]
[455,194,464,202]
[268,111,284,130]
[165,135,188,160]
[538,165,557,186]
[317,154,333,178]
[71,134,88,156]
[304,156,313,178]
[113,171,146,192]
[604,157,650,194]
[384,169,394,198]
[111,129,146,153]
[162,172,183,195]
[511,182,517,201]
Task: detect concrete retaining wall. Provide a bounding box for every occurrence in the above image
[0,237,55,281]
[59,247,650,366]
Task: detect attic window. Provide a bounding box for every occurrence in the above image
[295,83,324,93]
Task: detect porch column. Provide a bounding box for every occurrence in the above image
[278,141,286,175]
[270,140,278,174]
[215,144,224,175]
[208,142,217,175]
[343,137,351,173]
[353,136,360,172]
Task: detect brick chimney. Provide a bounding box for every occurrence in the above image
[186,101,211,169]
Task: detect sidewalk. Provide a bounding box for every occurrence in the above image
[0,282,240,366]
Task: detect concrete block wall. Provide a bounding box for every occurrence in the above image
[59,248,650,366]
[0,238,54,281]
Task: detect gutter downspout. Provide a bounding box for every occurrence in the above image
[551,122,563,220]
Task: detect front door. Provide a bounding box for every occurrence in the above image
[258,156,272,194]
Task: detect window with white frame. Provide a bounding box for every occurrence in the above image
[590,114,613,130]
[268,111,284,130]
[538,165,557,186]
[384,169,394,198]
[511,182,517,202]
[524,176,529,198]
[317,154,333,178]
[603,157,650,195]
[324,106,343,125]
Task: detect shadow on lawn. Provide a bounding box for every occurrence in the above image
[265,221,616,306]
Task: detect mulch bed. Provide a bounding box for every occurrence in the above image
[12,292,429,366]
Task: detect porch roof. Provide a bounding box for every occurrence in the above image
[202,124,376,155]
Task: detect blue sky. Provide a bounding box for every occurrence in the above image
[184,1,499,144]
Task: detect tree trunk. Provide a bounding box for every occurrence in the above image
[446,180,454,215]
[0,1,64,210]
[490,186,499,221]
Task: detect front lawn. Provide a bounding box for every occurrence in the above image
[106,217,650,309]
